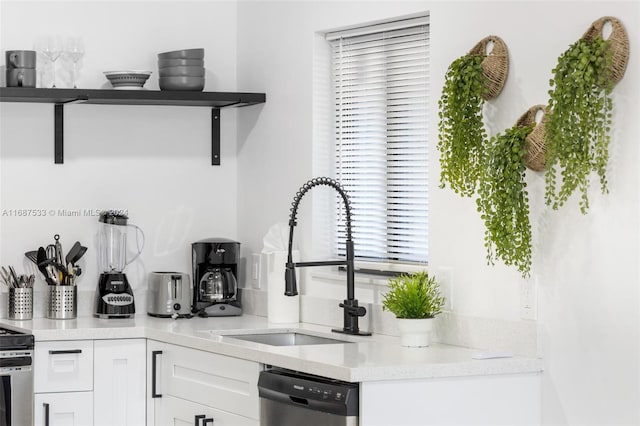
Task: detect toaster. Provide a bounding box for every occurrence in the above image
[147,272,193,318]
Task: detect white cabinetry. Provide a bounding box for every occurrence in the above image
[360,373,541,426]
[34,340,94,393]
[34,340,94,426]
[147,340,262,426]
[34,392,94,426]
[34,339,146,426]
[94,339,147,426]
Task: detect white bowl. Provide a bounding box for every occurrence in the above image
[159,76,205,91]
[158,66,205,77]
[104,70,151,89]
[157,48,204,60]
[158,58,204,68]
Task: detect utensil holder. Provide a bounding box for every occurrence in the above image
[47,286,77,319]
[8,287,33,320]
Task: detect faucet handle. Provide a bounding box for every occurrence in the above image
[339,301,366,317]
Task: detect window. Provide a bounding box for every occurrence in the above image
[327,15,429,269]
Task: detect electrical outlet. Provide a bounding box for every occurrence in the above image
[251,253,261,289]
[520,278,537,320]
[435,266,454,311]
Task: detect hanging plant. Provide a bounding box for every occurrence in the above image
[544,17,628,214]
[438,36,509,197]
[477,122,534,277]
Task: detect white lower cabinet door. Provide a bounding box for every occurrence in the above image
[94,339,147,426]
[157,395,258,426]
[147,341,261,420]
[34,392,94,426]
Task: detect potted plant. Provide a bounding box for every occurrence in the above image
[382,271,445,347]
[437,53,488,197]
[477,123,534,277]
[544,35,614,214]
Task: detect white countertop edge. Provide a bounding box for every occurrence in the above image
[1,315,543,383]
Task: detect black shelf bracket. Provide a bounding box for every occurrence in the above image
[212,108,220,166]
[53,96,89,164]
[54,104,64,164]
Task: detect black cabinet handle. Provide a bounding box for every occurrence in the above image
[203,418,214,425]
[194,414,206,426]
[152,350,162,398]
[43,402,50,426]
[48,349,82,355]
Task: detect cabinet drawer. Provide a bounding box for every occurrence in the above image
[35,340,94,392]
[34,391,94,426]
[152,342,262,419]
[158,395,258,426]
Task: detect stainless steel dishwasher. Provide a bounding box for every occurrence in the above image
[258,368,359,426]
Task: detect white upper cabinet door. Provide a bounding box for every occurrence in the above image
[94,339,147,426]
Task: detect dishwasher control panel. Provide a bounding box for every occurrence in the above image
[258,368,359,417]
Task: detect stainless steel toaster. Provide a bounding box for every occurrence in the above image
[147,272,192,318]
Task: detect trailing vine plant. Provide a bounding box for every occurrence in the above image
[438,54,488,197]
[477,124,534,277]
[544,36,614,214]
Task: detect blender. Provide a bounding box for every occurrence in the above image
[94,211,145,318]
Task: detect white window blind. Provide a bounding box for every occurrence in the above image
[328,16,429,266]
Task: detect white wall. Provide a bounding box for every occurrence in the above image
[237,0,640,424]
[428,2,640,425]
[0,0,239,314]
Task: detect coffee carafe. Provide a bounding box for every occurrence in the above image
[94,211,145,318]
[192,238,241,317]
[199,268,237,302]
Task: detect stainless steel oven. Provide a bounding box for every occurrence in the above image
[0,328,34,426]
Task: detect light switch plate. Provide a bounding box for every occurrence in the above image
[251,253,261,289]
[520,278,537,320]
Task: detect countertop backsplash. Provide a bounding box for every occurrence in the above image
[241,288,538,357]
[0,286,537,357]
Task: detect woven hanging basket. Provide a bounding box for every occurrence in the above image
[468,35,509,100]
[581,16,629,84]
[515,104,548,172]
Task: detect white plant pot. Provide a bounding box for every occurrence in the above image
[397,318,433,347]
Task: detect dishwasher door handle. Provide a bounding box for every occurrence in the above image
[290,396,309,406]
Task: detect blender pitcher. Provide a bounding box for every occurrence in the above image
[98,211,145,273]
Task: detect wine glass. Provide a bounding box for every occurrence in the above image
[36,36,62,88]
[65,37,85,88]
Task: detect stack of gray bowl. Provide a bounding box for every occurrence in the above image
[158,48,205,91]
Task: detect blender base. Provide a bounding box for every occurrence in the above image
[94,272,136,318]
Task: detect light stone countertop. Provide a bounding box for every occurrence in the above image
[1,315,542,382]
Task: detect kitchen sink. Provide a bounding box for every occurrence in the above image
[203,329,355,346]
[226,332,352,346]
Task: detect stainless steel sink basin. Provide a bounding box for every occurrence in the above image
[221,331,354,346]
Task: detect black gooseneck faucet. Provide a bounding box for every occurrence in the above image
[284,177,371,336]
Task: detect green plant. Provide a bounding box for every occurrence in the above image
[382,271,445,319]
[545,36,614,214]
[477,124,534,277]
[438,54,488,196]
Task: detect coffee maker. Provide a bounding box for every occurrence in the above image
[192,238,241,317]
[94,211,144,318]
